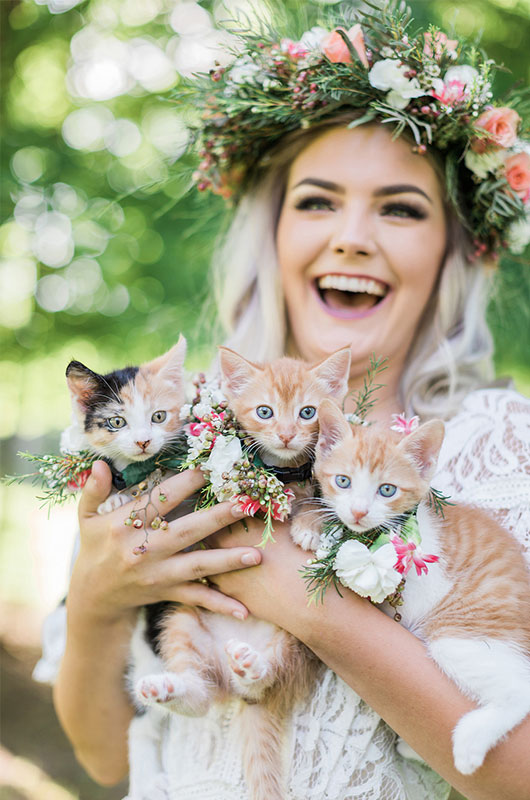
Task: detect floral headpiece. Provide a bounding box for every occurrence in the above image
[182,2,530,258]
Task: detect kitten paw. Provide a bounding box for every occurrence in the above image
[225,639,270,685]
[452,713,490,775]
[97,493,132,514]
[290,518,321,551]
[135,671,210,716]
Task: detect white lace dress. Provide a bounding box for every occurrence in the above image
[35,388,530,800]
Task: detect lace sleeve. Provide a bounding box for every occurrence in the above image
[433,388,530,558]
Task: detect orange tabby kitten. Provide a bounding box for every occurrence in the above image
[130,349,351,800]
[307,398,530,775]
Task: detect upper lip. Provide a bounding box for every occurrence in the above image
[314,273,389,296]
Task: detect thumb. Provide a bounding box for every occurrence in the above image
[78,460,113,519]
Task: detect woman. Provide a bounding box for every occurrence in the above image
[47,7,530,800]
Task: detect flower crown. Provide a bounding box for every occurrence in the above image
[182,2,530,258]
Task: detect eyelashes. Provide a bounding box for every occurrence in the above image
[292,195,427,220]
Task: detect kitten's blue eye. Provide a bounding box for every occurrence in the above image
[108,416,126,429]
[299,406,316,420]
[256,406,273,419]
[335,475,351,489]
[378,483,397,497]
[151,410,167,423]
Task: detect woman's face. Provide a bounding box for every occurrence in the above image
[276,125,447,377]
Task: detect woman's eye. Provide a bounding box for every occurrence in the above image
[294,195,334,212]
[381,202,426,220]
[151,410,167,423]
[299,406,316,420]
[256,405,273,419]
[108,416,126,429]
[378,483,397,497]
[335,475,351,489]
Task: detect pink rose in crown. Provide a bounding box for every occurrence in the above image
[504,152,530,202]
[423,31,458,60]
[431,79,467,106]
[471,106,521,153]
[322,25,369,68]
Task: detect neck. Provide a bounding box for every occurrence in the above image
[343,358,404,426]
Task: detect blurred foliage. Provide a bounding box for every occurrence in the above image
[1,0,529,445]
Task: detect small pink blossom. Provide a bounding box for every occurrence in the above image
[281,38,309,59]
[322,25,369,68]
[189,421,210,437]
[234,494,262,516]
[423,31,458,60]
[391,534,439,576]
[504,152,530,202]
[67,468,91,490]
[390,413,420,434]
[472,106,521,153]
[431,79,467,106]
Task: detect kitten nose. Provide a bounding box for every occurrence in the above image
[351,507,368,523]
[279,433,294,445]
[136,440,151,450]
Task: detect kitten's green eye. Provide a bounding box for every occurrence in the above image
[378,483,397,497]
[299,406,316,420]
[256,406,273,419]
[335,475,351,489]
[151,410,167,423]
[108,416,126,429]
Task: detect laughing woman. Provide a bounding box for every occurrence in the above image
[48,5,530,800]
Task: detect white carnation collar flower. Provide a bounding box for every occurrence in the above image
[334,539,402,603]
[204,435,242,492]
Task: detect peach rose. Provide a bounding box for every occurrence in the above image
[472,106,521,153]
[322,24,368,68]
[505,152,530,202]
[423,31,458,59]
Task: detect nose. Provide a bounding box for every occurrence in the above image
[279,432,295,446]
[330,204,375,257]
[136,440,151,450]
[351,506,368,523]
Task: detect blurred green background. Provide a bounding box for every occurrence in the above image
[0,1,529,798]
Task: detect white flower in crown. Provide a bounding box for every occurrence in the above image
[464,148,506,180]
[368,58,425,110]
[505,214,530,254]
[228,57,262,86]
[300,26,329,51]
[204,435,242,490]
[443,64,480,91]
[334,540,402,603]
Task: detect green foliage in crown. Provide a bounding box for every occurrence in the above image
[173,0,530,259]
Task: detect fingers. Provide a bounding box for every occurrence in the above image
[78,460,113,519]
[153,501,250,554]
[164,547,261,583]
[165,582,249,619]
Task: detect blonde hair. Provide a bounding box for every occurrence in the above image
[210,118,495,420]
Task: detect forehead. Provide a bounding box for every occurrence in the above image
[287,124,443,201]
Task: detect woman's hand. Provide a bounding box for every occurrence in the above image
[71,460,263,623]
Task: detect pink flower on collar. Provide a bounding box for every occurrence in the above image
[390,413,420,434]
[391,534,439,576]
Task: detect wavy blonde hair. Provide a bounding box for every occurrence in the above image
[209,117,495,420]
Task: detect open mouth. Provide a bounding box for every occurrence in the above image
[314,275,389,318]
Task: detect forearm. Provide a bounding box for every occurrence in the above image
[290,590,530,800]
[53,598,137,786]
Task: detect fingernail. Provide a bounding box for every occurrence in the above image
[241,552,260,566]
[231,505,246,518]
[232,610,246,620]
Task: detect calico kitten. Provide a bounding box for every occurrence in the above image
[309,398,530,775]
[132,347,351,800]
[65,335,187,512]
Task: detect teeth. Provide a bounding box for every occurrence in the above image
[317,275,387,296]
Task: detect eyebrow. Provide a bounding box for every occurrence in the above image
[292,178,432,204]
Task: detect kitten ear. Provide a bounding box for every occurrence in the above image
[316,398,352,456]
[66,361,102,411]
[310,347,351,399]
[397,420,445,481]
[218,347,261,396]
[147,334,187,382]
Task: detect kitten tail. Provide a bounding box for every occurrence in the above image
[240,703,285,800]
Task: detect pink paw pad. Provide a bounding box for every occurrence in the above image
[137,675,176,705]
[225,639,268,682]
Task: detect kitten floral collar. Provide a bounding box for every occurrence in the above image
[179,1,530,258]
